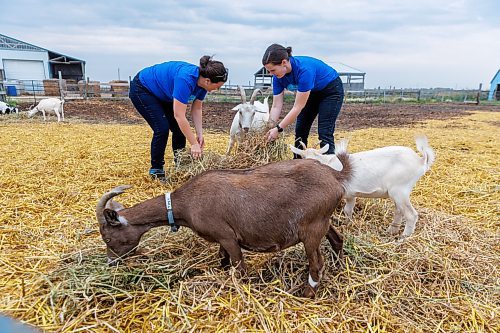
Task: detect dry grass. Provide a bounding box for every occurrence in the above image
[0,110,499,332]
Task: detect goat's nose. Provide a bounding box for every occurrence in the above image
[243,127,249,133]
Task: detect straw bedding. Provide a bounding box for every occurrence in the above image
[0,111,498,332]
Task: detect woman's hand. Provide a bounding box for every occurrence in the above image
[190,143,202,159]
[267,127,280,142]
[197,134,205,150]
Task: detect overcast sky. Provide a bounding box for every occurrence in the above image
[2,0,499,89]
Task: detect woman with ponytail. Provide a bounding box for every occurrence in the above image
[262,44,344,157]
[129,56,228,179]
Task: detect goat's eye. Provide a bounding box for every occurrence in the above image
[104,238,111,243]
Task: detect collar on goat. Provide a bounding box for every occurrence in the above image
[164,192,179,232]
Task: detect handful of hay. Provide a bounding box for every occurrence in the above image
[168,130,289,186]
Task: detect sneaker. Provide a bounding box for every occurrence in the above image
[148,168,166,180]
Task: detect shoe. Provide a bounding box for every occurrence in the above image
[149,168,166,180]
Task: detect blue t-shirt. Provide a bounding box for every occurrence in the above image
[138,61,207,104]
[272,56,339,95]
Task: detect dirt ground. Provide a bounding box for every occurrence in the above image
[18,99,500,131]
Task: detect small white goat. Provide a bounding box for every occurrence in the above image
[290,136,435,238]
[227,86,269,154]
[0,101,18,114]
[28,98,65,122]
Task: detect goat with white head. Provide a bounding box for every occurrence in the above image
[290,135,436,238]
[227,86,269,154]
[0,101,19,115]
[28,98,65,122]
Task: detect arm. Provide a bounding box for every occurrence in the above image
[269,92,284,123]
[191,99,204,149]
[173,99,202,158]
[267,90,311,141]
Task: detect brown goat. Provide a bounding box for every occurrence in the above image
[96,157,351,298]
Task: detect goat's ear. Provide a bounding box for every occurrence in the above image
[105,199,125,211]
[232,104,241,111]
[103,209,122,226]
[326,155,343,171]
[289,145,304,157]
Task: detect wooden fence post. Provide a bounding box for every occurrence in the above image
[58,71,64,100]
[476,83,482,105]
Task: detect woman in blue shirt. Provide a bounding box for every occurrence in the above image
[263,44,344,157]
[129,56,227,179]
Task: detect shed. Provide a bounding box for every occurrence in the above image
[0,33,85,93]
[488,69,500,101]
[254,62,365,91]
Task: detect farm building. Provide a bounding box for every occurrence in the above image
[488,69,500,101]
[0,33,85,95]
[254,62,365,91]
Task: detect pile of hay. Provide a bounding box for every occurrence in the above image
[0,111,498,332]
[167,130,289,186]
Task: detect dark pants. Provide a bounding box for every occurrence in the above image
[129,75,186,169]
[294,76,344,158]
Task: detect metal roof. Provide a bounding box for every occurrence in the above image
[0,33,85,63]
[329,62,365,75]
[255,62,365,76]
[490,69,500,84]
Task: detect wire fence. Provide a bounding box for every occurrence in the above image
[1,77,493,105]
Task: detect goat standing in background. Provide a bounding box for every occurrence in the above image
[290,136,435,238]
[0,101,19,114]
[226,86,270,154]
[28,98,65,122]
[96,157,351,298]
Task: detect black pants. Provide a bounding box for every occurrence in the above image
[294,76,344,157]
[129,75,186,169]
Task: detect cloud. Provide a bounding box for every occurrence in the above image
[1,0,498,88]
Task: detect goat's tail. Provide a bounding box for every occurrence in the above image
[415,135,435,172]
[335,138,350,155]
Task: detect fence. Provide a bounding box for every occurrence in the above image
[3,77,491,105]
[344,88,488,104]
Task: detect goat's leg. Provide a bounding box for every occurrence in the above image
[218,238,247,274]
[390,193,418,238]
[55,108,61,122]
[302,239,324,299]
[42,110,46,121]
[226,136,235,155]
[61,104,64,121]
[326,225,344,262]
[386,201,403,235]
[219,245,230,269]
[343,196,356,224]
[401,201,418,238]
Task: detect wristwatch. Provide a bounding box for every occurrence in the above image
[276,124,284,132]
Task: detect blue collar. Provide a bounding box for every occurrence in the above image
[164,192,179,232]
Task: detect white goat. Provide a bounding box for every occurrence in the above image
[227,87,269,154]
[290,136,436,238]
[28,98,65,122]
[0,101,18,114]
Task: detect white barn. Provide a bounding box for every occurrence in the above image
[0,33,85,95]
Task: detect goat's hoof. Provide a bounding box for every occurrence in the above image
[386,225,400,235]
[302,285,317,299]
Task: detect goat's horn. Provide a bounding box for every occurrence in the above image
[238,86,247,103]
[96,185,132,225]
[319,143,330,154]
[289,144,305,157]
[249,89,262,104]
[299,141,307,149]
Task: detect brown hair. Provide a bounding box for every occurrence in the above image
[199,55,228,83]
[262,44,292,65]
